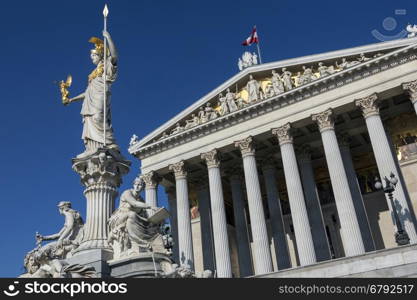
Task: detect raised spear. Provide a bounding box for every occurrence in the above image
[103,4,109,147]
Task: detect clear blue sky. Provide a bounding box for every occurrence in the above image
[1,0,416,277]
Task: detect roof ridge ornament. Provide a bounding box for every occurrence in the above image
[238,51,259,71]
[406,24,417,38]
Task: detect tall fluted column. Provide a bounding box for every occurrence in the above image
[235,137,273,275]
[272,125,316,266]
[72,149,131,252]
[141,171,159,208]
[229,169,254,277]
[169,161,194,269]
[201,149,232,278]
[166,187,179,264]
[403,80,417,115]
[355,94,417,243]
[312,109,365,256]
[261,162,292,269]
[339,134,375,252]
[297,145,331,262]
[195,179,216,273]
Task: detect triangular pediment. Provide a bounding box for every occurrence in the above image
[130,37,417,153]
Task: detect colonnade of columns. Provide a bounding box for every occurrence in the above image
[142,90,417,277]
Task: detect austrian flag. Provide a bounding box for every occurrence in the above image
[242,26,259,46]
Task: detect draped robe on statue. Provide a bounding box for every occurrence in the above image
[81,57,118,151]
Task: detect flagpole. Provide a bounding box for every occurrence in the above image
[255,25,262,64]
[103,4,109,147]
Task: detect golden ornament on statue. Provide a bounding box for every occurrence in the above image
[59,75,72,105]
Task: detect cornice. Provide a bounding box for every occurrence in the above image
[130,43,417,159]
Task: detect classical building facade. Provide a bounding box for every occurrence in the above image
[129,37,417,277]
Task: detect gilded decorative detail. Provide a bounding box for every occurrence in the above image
[312,108,335,132]
[88,62,104,83]
[354,93,379,118]
[234,136,255,156]
[272,123,293,145]
[201,149,221,169]
[59,75,72,105]
[402,79,417,102]
[155,52,381,142]
[169,161,187,179]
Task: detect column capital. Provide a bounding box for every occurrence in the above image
[169,161,187,179]
[201,149,221,169]
[402,79,417,104]
[140,171,160,189]
[272,123,293,145]
[234,136,255,157]
[354,93,379,118]
[312,108,335,132]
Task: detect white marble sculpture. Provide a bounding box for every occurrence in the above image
[204,102,218,121]
[318,62,335,77]
[108,176,167,260]
[281,68,293,91]
[20,202,96,278]
[336,57,349,70]
[66,31,119,157]
[239,51,259,71]
[271,70,285,96]
[158,51,385,141]
[406,24,417,38]
[35,201,84,259]
[163,264,213,278]
[225,88,239,112]
[218,93,229,115]
[246,75,261,102]
[238,58,244,71]
[298,66,316,85]
[252,52,258,65]
[358,53,371,62]
[184,114,200,129]
[129,134,139,147]
[171,123,184,135]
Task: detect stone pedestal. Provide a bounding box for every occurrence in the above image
[108,253,173,278]
[65,249,113,278]
[72,148,131,253]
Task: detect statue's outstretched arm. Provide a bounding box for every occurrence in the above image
[68,92,85,103]
[103,30,118,64]
[42,226,66,241]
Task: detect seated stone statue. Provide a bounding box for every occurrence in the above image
[108,176,167,259]
[35,201,84,259]
[20,202,93,278]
